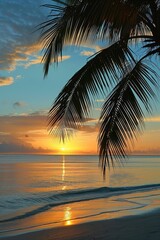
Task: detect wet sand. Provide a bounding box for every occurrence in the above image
[1,211,160,240]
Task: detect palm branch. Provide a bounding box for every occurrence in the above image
[39,0,153,75]
[48,41,134,139]
[98,61,158,174]
[39,0,160,174]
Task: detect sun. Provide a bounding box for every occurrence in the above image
[61,147,65,152]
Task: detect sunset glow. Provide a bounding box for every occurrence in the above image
[1,2,160,240]
[0,1,160,156]
[61,147,65,152]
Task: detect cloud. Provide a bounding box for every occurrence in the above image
[78,42,102,57]
[0,41,43,71]
[145,116,160,122]
[13,101,27,108]
[78,124,99,133]
[57,55,71,62]
[62,117,99,133]
[29,110,48,116]
[131,148,160,155]
[16,75,22,80]
[95,108,101,111]
[48,117,98,129]
[24,55,71,68]
[0,114,99,153]
[95,99,105,102]
[0,113,160,155]
[0,132,10,136]
[23,55,42,68]
[79,42,102,52]
[0,1,102,72]
[0,115,47,134]
[0,0,47,71]
[0,114,54,153]
[0,77,14,86]
[80,51,95,56]
[0,140,38,153]
[0,139,52,154]
[84,118,99,123]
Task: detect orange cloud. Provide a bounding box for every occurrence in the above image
[24,55,42,68]
[24,55,71,68]
[0,114,55,153]
[95,99,104,102]
[145,116,160,122]
[0,77,14,86]
[0,113,160,155]
[80,51,95,56]
[0,39,71,71]
[0,115,47,134]
[17,43,42,56]
[0,114,99,154]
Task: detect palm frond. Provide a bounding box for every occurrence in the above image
[39,0,151,76]
[98,61,158,174]
[48,41,134,138]
[39,0,160,175]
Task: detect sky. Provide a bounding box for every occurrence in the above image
[0,0,160,155]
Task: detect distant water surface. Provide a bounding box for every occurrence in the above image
[0,154,160,237]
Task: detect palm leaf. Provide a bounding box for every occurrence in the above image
[98,61,158,174]
[48,41,134,138]
[39,0,160,175]
[39,0,150,76]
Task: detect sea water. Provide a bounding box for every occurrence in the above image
[0,154,160,237]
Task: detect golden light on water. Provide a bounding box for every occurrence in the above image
[62,155,66,190]
[61,156,72,225]
[64,207,72,226]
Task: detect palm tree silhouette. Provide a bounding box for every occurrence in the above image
[39,0,160,174]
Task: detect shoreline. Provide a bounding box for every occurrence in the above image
[1,211,160,240]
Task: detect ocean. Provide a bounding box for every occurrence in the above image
[0,154,160,237]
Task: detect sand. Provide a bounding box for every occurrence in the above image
[1,211,160,240]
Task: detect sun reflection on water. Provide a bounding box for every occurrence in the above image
[61,156,72,225]
[62,155,66,190]
[62,155,65,181]
[64,207,72,226]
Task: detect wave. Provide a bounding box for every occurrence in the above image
[1,183,160,223]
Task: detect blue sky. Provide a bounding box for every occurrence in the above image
[0,0,160,155]
[0,0,101,154]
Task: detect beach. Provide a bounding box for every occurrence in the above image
[0,155,160,239]
[1,211,160,240]
[1,0,160,239]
